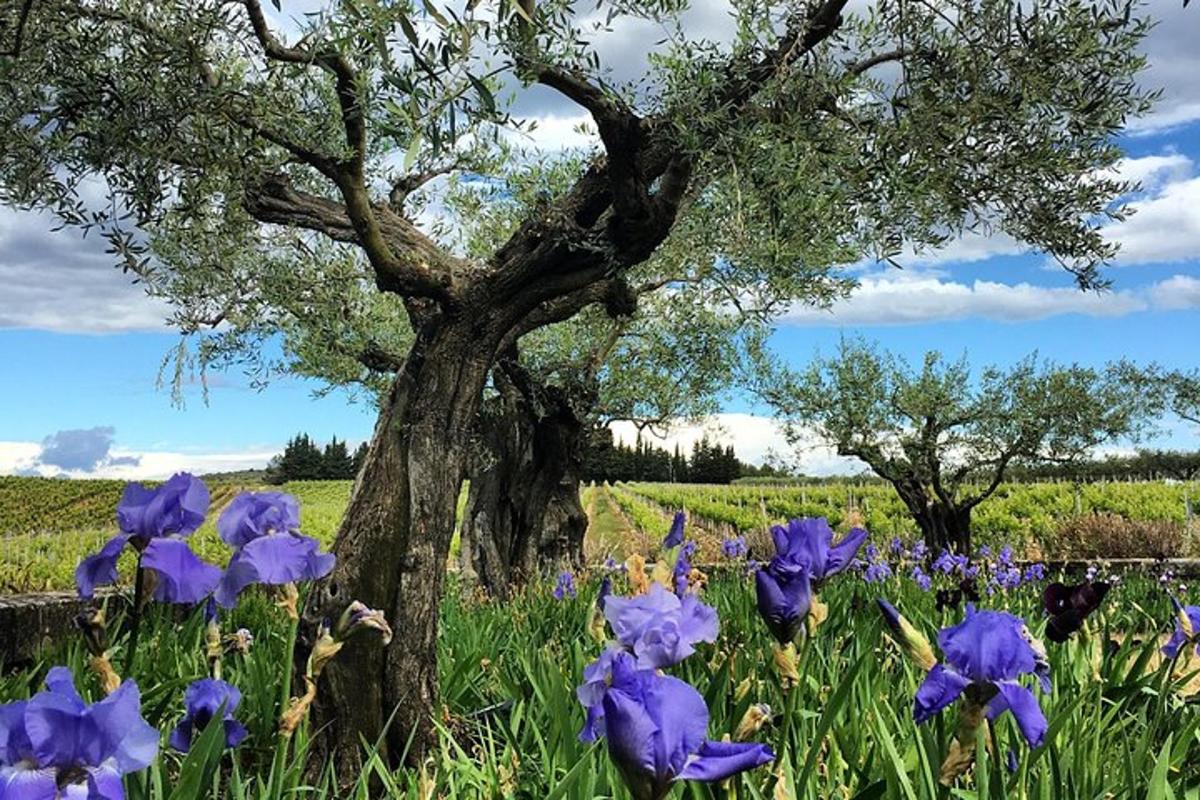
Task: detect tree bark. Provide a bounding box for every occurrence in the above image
[894,479,973,554]
[459,364,588,597]
[306,317,494,772]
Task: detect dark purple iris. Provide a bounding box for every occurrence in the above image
[169,678,248,752]
[1162,599,1200,659]
[935,578,981,612]
[0,667,158,797]
[768,517,867,584]
[914,605,1050,748]
[597,576,612,612]
[663,511,686,549]
[75,473,220,605]
[213,491,335,608]
[582,651,773,800]
[602,582,719,670]
[1043,581,1110,643]
[754,557,812,645]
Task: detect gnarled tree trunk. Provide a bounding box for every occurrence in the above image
[307,318,495,773]
[893,478,973,555]
[459,360,588,597]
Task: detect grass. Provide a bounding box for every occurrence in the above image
[3,562,1199,798]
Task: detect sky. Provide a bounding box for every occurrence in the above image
[1,0,1198,479]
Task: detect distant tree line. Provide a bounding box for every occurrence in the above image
[266,434,368,483]
[582,429,785,484]
[1006,449,1200,483]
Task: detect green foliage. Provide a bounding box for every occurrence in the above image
[0,0,1159,403]
[759,338,1161,547]
[3,569,1197,797]
[620,480,1200,557]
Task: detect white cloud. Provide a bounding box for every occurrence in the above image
[0,207,170,333]
[509,112,599,152]
[779,273,1178,326]
[1110,152,1193,190]
[1105,176,1200,265]
[0,441,276,479]
[608,413,864,476]
[1145,274,1200,310]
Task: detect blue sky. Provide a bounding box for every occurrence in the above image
[1,1,1198,477]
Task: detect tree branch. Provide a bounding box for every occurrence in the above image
[848,48,918,76]
[243,173,457,300]
[529,62,650,223]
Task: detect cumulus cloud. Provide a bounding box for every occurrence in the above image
[0,207,171,333]
[33,427,142,472]
[776,272,1199,326]
[0,440,275,479]
[1105,176,1200,265]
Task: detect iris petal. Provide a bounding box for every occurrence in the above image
[990,682,1048,748]
[676,740,775,783]
[0,764,58,800]
[75,534,133,599]
[913,664,970,724]
[141,538,221,605]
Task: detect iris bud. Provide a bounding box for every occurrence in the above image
[876,599,937,672]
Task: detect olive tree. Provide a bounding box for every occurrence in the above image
[762,338,1159,553]
[0,0,1155,766]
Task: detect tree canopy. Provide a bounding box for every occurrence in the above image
[760,338,1159,551]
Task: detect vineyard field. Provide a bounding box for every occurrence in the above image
[615,479,1200,556]
[1,475,1197,592]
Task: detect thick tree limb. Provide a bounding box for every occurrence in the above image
[243,174,457,300]
[499,279,621,352]
[530,62,651,223]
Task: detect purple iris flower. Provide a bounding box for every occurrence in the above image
[768,517,867,584]
[672,546,692,597]
[932,550,969,576]
[603,582,718,669]
[0,667,158,797]
[863,562,893,584]
[889,537,905,556]
[213,492,335,608]
[553,571,577,600]
[170,678,248,752]
[1162,600,1200,659]
[1043,581,1110,643]
[577,646,624,741]
[754,557,812,645]
[76,473,220,604]
[663,512,686,549]
[909,540,928,561]
[1024,564,1046,583]
[911,566,932,592]
[993,566,1023,592]
[585,651,773,800]
[914,605,1050,748]
[722,536,747,559]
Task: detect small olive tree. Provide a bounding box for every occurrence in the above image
[763,338,1158,553]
